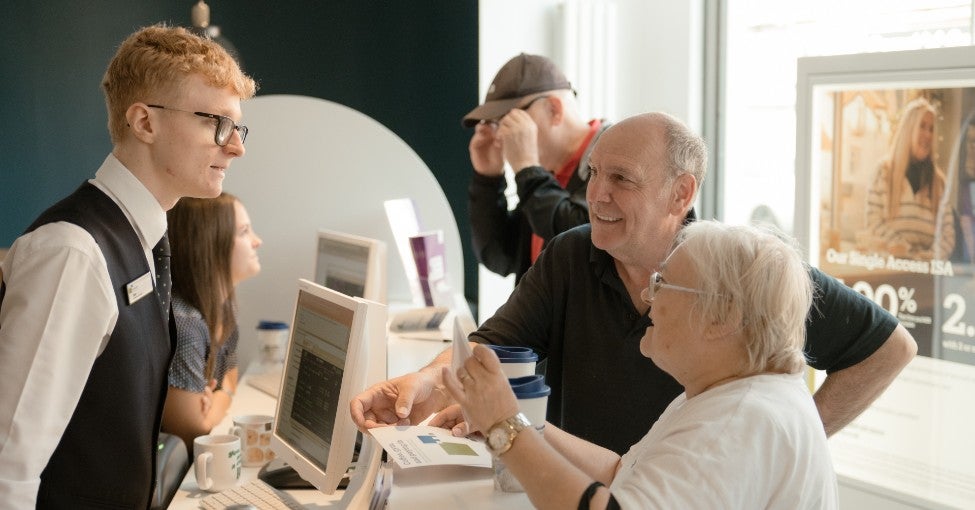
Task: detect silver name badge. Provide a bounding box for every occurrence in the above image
[126,272,154,305]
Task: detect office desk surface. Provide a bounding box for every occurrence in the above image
[387,464,534,509]
[168,328,533,509]
[167,372,342,508]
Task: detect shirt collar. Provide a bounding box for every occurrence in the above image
[586,225,615,279]
[91,154,168,249]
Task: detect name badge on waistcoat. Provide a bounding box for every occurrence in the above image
[126,272,153,305]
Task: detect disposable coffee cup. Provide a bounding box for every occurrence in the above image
[510,375,550,431]
[494,374,551,493]
[257,320,289,364]
[487,345,538,378]
[229,414,275,467]
[193,434,242,492]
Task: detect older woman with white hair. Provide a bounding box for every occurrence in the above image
[444,220,838,509]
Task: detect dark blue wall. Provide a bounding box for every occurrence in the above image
[0,0,480,301]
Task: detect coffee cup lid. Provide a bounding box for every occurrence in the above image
[258,320,289,330]
[487,344,538,362]
[508,374,551,399]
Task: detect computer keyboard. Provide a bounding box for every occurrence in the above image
[199,478,305,510]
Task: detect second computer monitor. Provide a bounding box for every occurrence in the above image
[314,228,387,304]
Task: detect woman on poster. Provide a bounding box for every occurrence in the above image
[866,97,955,260]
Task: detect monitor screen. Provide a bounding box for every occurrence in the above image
[383,198,426,307]
[314,229,387,304]
[270,279,386,495]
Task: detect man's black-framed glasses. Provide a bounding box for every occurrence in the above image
[147,104,247,146]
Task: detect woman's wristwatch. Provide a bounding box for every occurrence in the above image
[485,412,531,456]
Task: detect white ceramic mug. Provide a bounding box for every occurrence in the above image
[229,414,275,467]
[194,434,241,492]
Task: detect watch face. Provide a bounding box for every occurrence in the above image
[488,427,508,451]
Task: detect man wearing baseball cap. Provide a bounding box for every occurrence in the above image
[463,53,610,283]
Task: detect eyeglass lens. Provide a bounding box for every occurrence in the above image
[216,117,247,146]
[650,273,663,298]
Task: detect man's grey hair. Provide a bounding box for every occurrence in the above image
[654,112,708,185]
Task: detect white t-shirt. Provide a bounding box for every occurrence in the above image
[609,373,838,509]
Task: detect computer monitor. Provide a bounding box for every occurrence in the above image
[383,198,425,307]
[314,228,387,304]
[269,279,387,498]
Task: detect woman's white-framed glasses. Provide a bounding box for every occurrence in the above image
[147,104,247,146]
[640,271,709,305]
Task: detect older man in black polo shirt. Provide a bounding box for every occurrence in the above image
[351,112,917,455]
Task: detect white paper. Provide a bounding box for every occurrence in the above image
[451,330,474,375]
[449,313,477,431]
[369,426,491,469]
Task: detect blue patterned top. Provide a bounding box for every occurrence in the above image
[168,295,239,392]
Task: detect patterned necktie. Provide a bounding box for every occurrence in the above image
[153,233,172,319]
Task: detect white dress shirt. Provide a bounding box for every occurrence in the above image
[0,154,167,508]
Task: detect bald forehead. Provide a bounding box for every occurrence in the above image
[590,115,666,172]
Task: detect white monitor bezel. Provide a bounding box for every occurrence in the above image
[314,228,388,305]
[269,278,386,495]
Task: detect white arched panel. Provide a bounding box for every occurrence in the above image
[224,95,463,368]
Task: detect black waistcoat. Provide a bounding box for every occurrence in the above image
[13,182,174,509]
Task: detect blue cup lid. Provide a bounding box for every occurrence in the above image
[257,320,289,330]
[508,374,551,399]
[487,344,538,362]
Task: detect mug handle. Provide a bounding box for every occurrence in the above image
[229,425,242,439]
[195,451,213,490]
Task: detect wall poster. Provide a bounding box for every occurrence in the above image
[796,47,975,509]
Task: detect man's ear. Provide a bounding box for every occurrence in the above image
[669,173,698,214]
[126,103,155,144]
[547,95,565,125]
